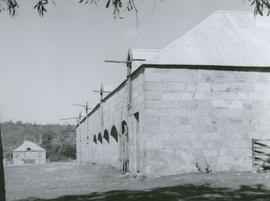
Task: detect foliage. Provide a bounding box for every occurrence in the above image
[249,0,270,15]
[0,0,138,17]
[195,161,212,173]
[1,0,269,18]
[1,121,76,162]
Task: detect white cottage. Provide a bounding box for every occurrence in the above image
[13,140,46,165]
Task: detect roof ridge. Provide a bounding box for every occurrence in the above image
[13,140,45,152]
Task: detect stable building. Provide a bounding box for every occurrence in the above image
[76,11,270,176]
[13,140,46,165]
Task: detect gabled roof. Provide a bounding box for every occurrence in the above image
[148,11,270,67]
[130,49,160,72]
[13,140,45,152]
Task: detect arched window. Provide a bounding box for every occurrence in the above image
[93,135,97,144]
[103,130,109,143]
[121,121,129,142]
[110,125,118,143]
[98,133,103,143]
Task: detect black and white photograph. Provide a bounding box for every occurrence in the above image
[1,0,270,200]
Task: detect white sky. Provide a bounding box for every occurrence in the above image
[0,0,252,124]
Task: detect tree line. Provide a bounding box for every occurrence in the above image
[1,121,76,162]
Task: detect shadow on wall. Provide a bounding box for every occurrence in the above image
[20,184,270,201]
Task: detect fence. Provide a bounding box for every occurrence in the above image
[252,138,270,168]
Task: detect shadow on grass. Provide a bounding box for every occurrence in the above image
[20,184,270,201]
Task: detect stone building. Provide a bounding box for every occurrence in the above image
[13,140,46,165]
[76,11,270,176]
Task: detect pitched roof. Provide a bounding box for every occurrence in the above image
[148,11,270,67]
[13,140,45,152]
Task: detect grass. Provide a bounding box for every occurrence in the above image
[5,162,270,201]
[20,184,270,201]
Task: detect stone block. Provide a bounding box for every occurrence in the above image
[163,92,193,101]
[211,100,228,108]
[254,83,270,91]
[146,116,161,125]
[145,73,163,82]
[197,82,211,91]
[145,91,163,100]
[203,149,219,157]
[146,100,178,109]
[145,82,167,91]
[186,82,197,91]
[230,101,243,109]
[191,141,206,149]
[249,92,264,100]
[211,83,230,91]
[230,82,254,92]
[167,82,186,91]
[194,92,212,100]
[235,92,249,100]
[177,100,197,109]
[162,71,192,82]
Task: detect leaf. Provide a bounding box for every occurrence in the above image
[106,0,111,8]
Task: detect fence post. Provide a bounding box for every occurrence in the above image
[0,123,6,201]
[252,138,255,168]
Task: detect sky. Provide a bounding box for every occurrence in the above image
[0,0,252,125]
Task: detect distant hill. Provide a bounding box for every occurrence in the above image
[1,121,76,162]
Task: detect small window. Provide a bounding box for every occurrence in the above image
[103,130,109,143]
[26,147,31,151]
[98,133,103,143]
[110,125,118,143]
[93,135,97,144]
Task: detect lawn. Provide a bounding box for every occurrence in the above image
[4,162,270,201]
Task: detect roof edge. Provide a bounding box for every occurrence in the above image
[142,63,270,72]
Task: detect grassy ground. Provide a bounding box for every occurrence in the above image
[5,162,270,201]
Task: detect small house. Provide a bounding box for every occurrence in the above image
[13,140,46,165]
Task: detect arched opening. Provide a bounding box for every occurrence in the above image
[103,129,109,143]
[110,125,118,143]
[93,135,97,144]
[98,132,103,143]
[121,121,129,142]
[121,120,129,173]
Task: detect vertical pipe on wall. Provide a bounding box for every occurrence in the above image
[100,85,104,163]
[127,49,133,115]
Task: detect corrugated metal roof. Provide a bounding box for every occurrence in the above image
[130,49,160,71]
[148,11,270,66]
[13,140,45,152]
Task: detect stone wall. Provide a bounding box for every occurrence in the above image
[144,68,270,176]
[76,70,146,173]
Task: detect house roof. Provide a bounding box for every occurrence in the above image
[148,11,270,67]
[13,140,45,152]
